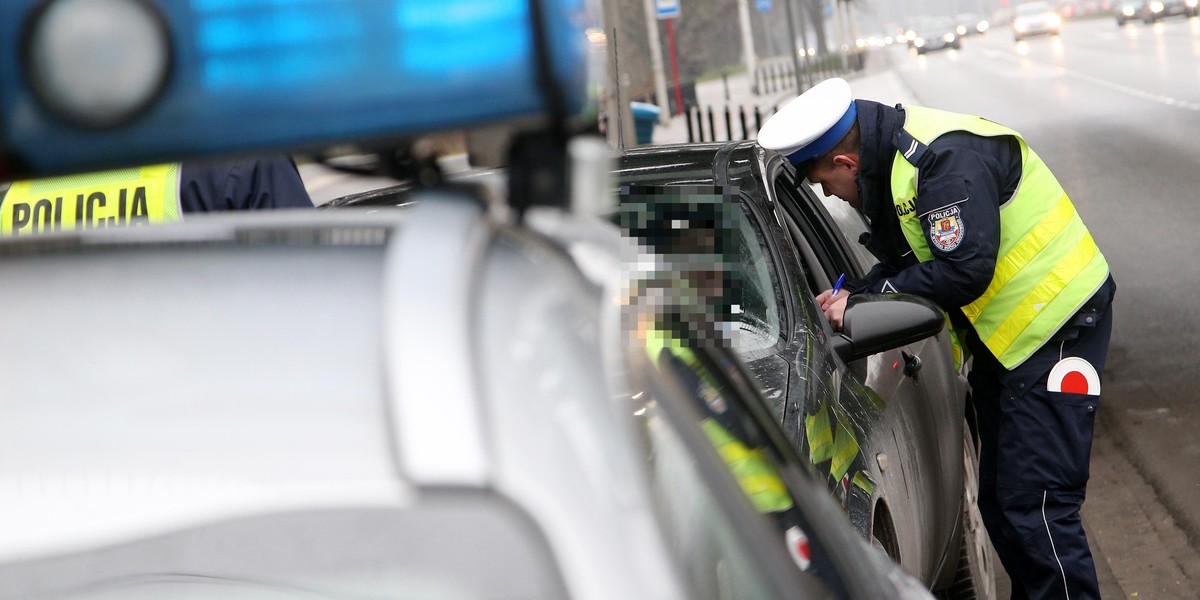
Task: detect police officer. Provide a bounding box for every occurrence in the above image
[0,155,312,236]
[758,78,1115,600]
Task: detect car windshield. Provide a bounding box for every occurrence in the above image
[922,17,957,33]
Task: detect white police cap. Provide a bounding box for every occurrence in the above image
[757,77,857,165]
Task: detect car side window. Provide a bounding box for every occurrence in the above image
[729,194,786,355]
[614,185,785,356]
[810,185,880,274]
[768,162,877,283]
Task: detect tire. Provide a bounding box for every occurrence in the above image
[941,423,998,600]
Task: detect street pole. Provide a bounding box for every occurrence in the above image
[832,0,847,71]
[601,0,635,150]
[738,0,758,94]
[641,0,671,124]
[782,0,806,93]
[665,17,684,116]
[794,0,815,90]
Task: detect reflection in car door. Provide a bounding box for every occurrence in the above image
[723,165,878,540]
[764,156,966,585]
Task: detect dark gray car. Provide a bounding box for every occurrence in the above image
[615,141,997,600]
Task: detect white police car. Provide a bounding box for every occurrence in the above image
[0,1,936,598]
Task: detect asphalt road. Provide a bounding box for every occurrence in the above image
[882,16,1200,597]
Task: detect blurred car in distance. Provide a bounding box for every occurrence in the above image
[1115,0,1146,23]
[955,12,990,35]
[1134,0,1199,22]
[913,16,963,53]
[1012,1,1063,40]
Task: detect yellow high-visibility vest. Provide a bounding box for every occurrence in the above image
[890,106,1109,369]
[1,164,182,237]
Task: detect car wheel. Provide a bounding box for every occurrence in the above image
[941,422,998,600]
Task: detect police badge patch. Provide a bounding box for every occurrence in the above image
[928,205,964,252]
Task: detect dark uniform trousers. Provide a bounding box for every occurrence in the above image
[968,277,1115,600]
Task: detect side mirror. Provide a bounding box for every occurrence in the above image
[828,294,945,363]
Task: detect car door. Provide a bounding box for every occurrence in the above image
[760,152,966,587]
[630,312,935,600]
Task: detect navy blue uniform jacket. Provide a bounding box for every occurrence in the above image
[843,100,1021,316]
[181,155,313,212]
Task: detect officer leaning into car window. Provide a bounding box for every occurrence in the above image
[758,78,1115,600]
[0,155,313,236]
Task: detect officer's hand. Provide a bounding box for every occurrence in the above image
[823,295,848,331]
[816,288,847,310]
[815,289,848,331]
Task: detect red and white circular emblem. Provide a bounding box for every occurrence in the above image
[1047,357,1101,396]
[785,526,812,570]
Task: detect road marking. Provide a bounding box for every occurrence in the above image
[981,48,1200,112]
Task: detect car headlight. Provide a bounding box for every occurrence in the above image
[914,37,926,47]
[1122,5,1135,15]
[1188,0,1198,8]
[977,21,989,32]
[1151,1,1164,12]
[957,25,967,35]
[1015,22,1028,32]
[1049,14,1062,26]
[944,32,956,43]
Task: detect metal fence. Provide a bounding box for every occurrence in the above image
[684,51,867,144]
[685,104,766,143]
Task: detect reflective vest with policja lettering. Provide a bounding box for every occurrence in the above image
[890,106,1109,369]
[1,164,182,237]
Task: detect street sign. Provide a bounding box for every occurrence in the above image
[755,0,772,12]
[655,0,680,19]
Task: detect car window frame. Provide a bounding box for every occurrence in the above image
[764,157,866,288]
[728,187,793,362]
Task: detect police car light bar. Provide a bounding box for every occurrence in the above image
[0,0,590,180]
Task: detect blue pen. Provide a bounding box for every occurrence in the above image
[830,273,846,301]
